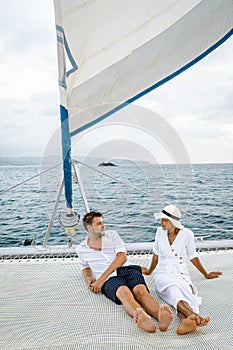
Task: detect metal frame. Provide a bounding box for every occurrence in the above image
[42,160,90,248]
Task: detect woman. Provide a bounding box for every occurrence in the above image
[142,205,222,335]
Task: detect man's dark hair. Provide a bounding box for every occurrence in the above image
[83,211,102,230]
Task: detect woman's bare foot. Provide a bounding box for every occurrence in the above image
[158,304,173,331]
[176,314,197,335]
[133,308,156,333]
[194,314,210,327]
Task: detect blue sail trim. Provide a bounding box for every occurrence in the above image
[60,105,73,209]
[70,29,233,137]
[56,25,78,78]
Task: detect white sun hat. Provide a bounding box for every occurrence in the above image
[154,205,184,229]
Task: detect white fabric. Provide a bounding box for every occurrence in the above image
[76,230,129,279]
[153,227,201,313]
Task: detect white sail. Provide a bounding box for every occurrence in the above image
[54,0,233,136]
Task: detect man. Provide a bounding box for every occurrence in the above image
[76,211,173,333]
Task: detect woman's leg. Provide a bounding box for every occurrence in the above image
[176,300,210,335]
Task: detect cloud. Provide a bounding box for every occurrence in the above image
[144,37,233,120]
[0,0,59,156]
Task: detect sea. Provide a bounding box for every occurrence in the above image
[0,158,232,247]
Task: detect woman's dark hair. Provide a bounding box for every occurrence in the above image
[83,211,102,230]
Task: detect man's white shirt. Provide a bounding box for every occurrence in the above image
[76,230,129,279]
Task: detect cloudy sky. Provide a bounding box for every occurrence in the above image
[0,1,232,163]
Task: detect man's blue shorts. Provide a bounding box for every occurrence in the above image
[101,265,149,304]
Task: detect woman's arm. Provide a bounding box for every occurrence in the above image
[142,254,158,275]
[190,257,222,279]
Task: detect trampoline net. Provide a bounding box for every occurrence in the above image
[0,250,232,350]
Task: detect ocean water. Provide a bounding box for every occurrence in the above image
[0,159,232,247]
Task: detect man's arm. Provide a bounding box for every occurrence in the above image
[82,267,96,288]
[90,252,127,293]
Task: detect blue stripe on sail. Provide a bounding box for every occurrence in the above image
[56,25,78,78]
[70,29,233,137]
[60,105,73,209]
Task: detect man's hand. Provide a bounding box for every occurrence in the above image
[88,278,96,289]
[89,278,104,293]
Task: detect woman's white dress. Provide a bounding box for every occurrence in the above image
[153,227,202,313]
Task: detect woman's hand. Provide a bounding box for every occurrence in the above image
[205,271,222,279]
[141,266,151,275]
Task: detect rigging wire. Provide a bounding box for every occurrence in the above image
[0,162,62,194]
[1,159,232,237]
[73,159,160,201]
[74,159,233,237]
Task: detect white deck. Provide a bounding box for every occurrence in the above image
[0,249,232,350]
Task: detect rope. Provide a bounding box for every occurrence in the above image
[0,162,61,194]
[73,159,161,201]
[185,212,233,236]
[74,159,233,237]
[1,158,232,237]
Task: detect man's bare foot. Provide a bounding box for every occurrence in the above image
[133,308,156,333]
[176,314,197,335]
[158,304,173,331]
[194,314,210,327]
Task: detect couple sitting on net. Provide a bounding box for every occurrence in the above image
[76,206,221,334]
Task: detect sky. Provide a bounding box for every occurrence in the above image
[0,1,232,164]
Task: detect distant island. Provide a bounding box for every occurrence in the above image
[0,156,42,166]
[98,162,117,166]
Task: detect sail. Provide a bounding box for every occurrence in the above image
[53,0,233,209]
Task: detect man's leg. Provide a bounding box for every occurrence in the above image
[116,285,156,333]
[132,284,173,331]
